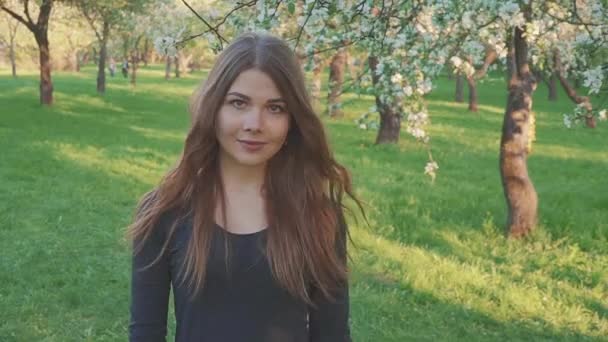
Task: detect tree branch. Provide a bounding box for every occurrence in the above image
[1,5,35,31]
[553,50,592,111]
[24,0,33,26]
[294,0,317,49]
[81,8,103,42]
[181,0,228,48]
[473,45,498,79]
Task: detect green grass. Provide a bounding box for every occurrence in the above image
[1,65,607,341]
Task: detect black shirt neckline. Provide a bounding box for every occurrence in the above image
[214,222,268,237]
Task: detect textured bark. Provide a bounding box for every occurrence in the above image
[5,20,19,77]
[369,56,401,144]
[506,44,515,82]
[75,52,81,72]
[310,54,323,107]
[547,73,557,101]
[37,34,53,105]
[165,55,171,80]
[466,75,478,112]
[455,73,464,102]
[142,38,149,66]
[499,24,538,238]
[327,48,346,118]
[2,0,54,104]
[9,38,17,77]
[130,53,138,86]
[174,52,181,78]
[96,20,109,94]
[182,53,193,74]
[467,47,497,112]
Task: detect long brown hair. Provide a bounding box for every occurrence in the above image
[127,32,364,306]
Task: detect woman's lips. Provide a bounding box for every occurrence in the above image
[238,139,267,152]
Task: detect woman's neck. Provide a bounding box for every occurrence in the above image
[218,155,266,195]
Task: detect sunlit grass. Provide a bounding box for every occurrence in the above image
[1,64,607,341]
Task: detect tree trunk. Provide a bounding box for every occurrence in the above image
[130,53,138,86]
[96,21,109,94]
[3,1,54,104]
[92,47,98,65]
[499,25,538,238]
[327,48,345,118]
[9,38,17,77]
[369,56,401,144]
[165,55,171,80]
[143,38,149,67]
[6,20,19,77]
[455,73,464,102]
[506,46,515,82]
[182,53,193,74]
[547,72,557,101]
[33,28,53,105]
[466,75,478,112]
[310,54,323,108]
[175,53,181,78]
[81,52,90,65]
[75,51,81,72]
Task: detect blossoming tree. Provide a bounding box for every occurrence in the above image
[156,0,607,237]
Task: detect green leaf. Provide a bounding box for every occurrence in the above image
[288,2,296,15]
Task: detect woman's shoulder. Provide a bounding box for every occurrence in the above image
[137,189,191,239]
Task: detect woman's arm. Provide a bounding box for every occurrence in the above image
[129,214,171,342]
[308,207,352,342]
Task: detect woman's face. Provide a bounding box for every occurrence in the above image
[216,68,291,169]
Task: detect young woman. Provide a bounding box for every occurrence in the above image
[127,32,363,342]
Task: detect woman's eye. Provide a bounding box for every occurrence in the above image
[269,104,285,113]
[230,99,246,108]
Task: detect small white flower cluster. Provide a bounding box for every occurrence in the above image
[424,161,439,181]
[391,73,403,84]
[562,103,606,127]
[498,1,525,27]
[461,11,474,29]
[403,85,414,97]
[450,56,475,77]
[416,78,433,95]
[563,114,573,128]
[406,110,429,142]
[581,66,604,95]
[154,36,178,57]
[355,108,379,131]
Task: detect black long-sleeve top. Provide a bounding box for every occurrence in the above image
[129,211,351,342]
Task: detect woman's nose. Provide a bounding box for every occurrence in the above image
[243,107,263,132]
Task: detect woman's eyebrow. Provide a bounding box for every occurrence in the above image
[226,92,250,100]
[227,92,285,103]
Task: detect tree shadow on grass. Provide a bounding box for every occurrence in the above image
[352,268,605,341]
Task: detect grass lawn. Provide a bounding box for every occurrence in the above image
[0,65,606,341]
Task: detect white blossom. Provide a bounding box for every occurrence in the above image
[563,114,573,128]
[417,79,433,95]
[403,86,413,97]
[599,109,607,121]
[581,66,604,95]
[462,11,474,29]
[154,36,178,57]
[391,73,403,84]
[424,161,439,181]
[450,56,463,68]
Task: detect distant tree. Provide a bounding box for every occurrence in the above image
[1,0,55,105]
[0,10,20,77]
[74,0,152,93]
